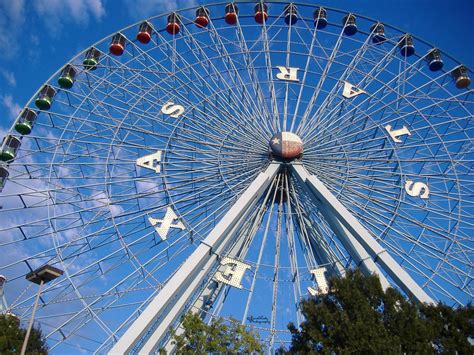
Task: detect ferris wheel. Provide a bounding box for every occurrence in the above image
[0,1,472,353]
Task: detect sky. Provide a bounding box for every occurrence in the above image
[0,0,473,131]
[0,1,472,352]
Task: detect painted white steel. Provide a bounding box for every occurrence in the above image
[292,163,433,304]
[109,163,280,354]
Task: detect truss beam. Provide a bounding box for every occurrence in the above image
[109,163,281,354]
[291,163,433,304]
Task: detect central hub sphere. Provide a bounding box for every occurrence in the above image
[269,131,303,159]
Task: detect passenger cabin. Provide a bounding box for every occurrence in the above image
[225,3,239,25]
[371,23,386,44]
[426,49,444,71]
[195,7,210,28]
[58,64,77,89]
[284,4,297,25]
[313,8,327,29]
[109,33,126,56]
[254,3,268,24]
[0,135,21,162]
[0,166,8,192]
[399,35,415,57]
[15,109,37,135]
[137,22,153,44]
[83,47,101,70]
[167,13,181,35]
[342,14,357,36]
[452,65,471,89]
[35,85,56,110]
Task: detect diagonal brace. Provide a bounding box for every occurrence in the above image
[292,163,433,304]
[109,162,281,354]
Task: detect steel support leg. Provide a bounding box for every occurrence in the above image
[162,198,267,353]
[300,213,347,278]
[109,163,281,354]
[291,163,433,304]
[292,165,390,288]
[316,203,391,290]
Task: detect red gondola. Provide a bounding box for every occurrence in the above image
[195,7,210,28]
[109,33,126,56]
[225,3,239,25]
[166,13,181,35]
[254,3,268,24]
[137,21,153,44]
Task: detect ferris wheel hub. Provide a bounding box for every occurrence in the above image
[269,131,303,159]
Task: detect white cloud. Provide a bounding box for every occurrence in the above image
[123,0,198,20]
[1,95,21,119]
[94,191,125,217]
[0,70,16,87]
[0,0,105,58]
[33,0,106,34]
[0,0,25,59]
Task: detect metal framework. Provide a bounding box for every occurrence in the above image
[0,1,472,353]
[112,161,437,352]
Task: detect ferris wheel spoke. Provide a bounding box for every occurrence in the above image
[0,3,472,352]
[232,16,277,134]
[270,174,284,347]
[313,164,469,222]
[91,53,267,147]
[290,182,337,271]
[295,21,350,135]
[283,174,304,326]
[241,174,279,325]
[320,49,424,129]
[325,174,467,251]
[305,111,471,157]
[62,80,241,147]
[308,160,473,190]
[260,13,283,132]
[288,18,327,132]
[281,9,296,132]
[299,27,391,137]
[206,21,275,135]
[301,53,424,142]
[171,34,270,140]
[304,59,468,147]
[141,30,271,142]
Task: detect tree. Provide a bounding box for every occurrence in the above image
[0,314,48,354]
[284,270,473,354]
[170,312,263,353]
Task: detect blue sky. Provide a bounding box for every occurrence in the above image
[0,1,472,352]
[0,0,473,130]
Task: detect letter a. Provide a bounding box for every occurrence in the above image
[136,151,162,173]
[307,267,329,296]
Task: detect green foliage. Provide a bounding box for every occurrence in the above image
[170,312,263,354]
[284,270,473,354]
[0,314,48,354]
